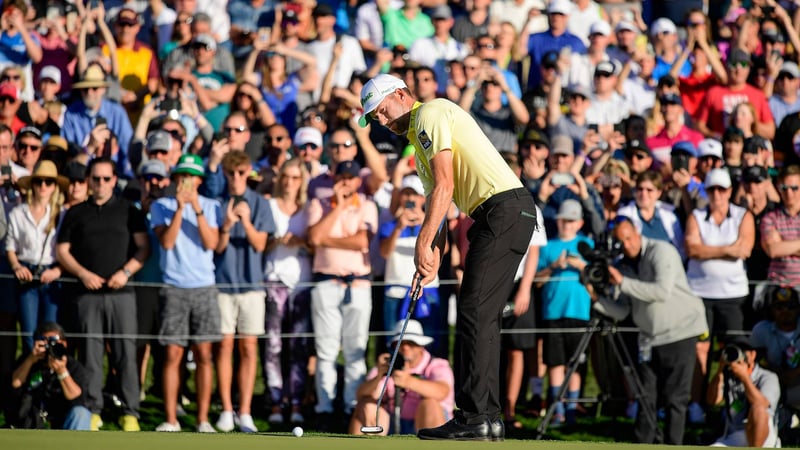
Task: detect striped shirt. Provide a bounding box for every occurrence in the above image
[761,207,800,285]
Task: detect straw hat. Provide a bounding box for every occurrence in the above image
[73,65,110,89]
[17,160,70,192]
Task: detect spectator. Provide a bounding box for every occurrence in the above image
[264,158,313,425]
[472,34,523,104]
[412,67,439,103]
[63,160,89,209]
[669,29,728,123]
[697,138,725,183]
[0,0,42,102]
[586,61,630,127]
[5,65,60,136]
[768,61,800,126]
[646,93,704,164]
[377,0,433,50]
[524,0,586,89]
[40,136,69,174]
[6,160,68,353]
[32,4,74,96]
[546,80,592,154]
[9,322,90,430]
[564,20,612,91]
[722,127,746,179]
[684,168,755,424]
[253,124,293,196]
[739,166,779,290]
[56,158,149,431]
[650,18,690,82]
[307,160,378,428]
[0,80,25,135]
[664,141,706,222]
[695,49,775,140]
[622,139,655,179]
[761,165,800,287]
[62,66,134,161]
[213,151,273,433]
[159,10,194,61]
[407,6,468,94]
[451,0,491,46]
[594,218,708,445]
[150,154,221,433]
[230,81,276,162]
[14,126,43,175]
[162,12,236,76]
[729,101,757,139]
[349,319,454,435]
[706,339,781,447]
[616,170,684,258]
[518,127,549,192]
[597,162,632,222]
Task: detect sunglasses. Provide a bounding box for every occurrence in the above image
[91,176,113,183]
[2,74,20,81]
[224,125,248,134]
[82,86,104,92]
[628,152,649,160]
[117,21,137,28]
[728,62,749,69]
[0,96,15,104]
[297,143,319,150]
[148,149,168,155]
[268,135,287,142]
[163,128,185,141]
[687,22,704,27]
[18,144,41,151]
[706,186,729,193]
[32,178,55,187]
[780,184,800,192]
[143,174,164,183]
[329,141,353,149]
[477,43,495,50]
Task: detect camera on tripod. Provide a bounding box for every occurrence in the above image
[577,233,622,292]
[44,336,67,359]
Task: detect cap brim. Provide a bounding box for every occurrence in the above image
[358,113,370,128]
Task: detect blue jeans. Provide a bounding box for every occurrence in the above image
[18,280,59,353]
[62,405,92,430]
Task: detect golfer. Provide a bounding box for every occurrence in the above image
[360,74,536,441]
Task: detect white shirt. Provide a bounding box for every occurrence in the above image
[621,76,656,116]
[5,203,58,265]
[567,1,605,45]
[586,91,631,125]
[489,0,548,34]
[198,0,230,42]
[264,199,312,290]
[306,34,367,102]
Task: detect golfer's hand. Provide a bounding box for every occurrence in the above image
[414,244,440,288]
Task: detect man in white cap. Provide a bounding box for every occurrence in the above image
[349,319,454,436]
[651,18,691,82]
[360,73,537,440]
[565,20,613,89]
[768,61,800,125]
[524,0,586,89]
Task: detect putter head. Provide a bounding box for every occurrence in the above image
[360,425,384,434]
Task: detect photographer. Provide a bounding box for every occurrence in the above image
[593,217,708,444]
[707,340,780,447]
[349,320,454,435]
[10,322,90,430]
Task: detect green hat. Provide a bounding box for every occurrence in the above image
[172,154,205,177]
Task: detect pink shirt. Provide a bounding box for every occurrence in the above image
[307,193,378,282]
[647,125,705,164]
[367,350,455,420]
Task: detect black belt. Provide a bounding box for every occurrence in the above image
[470,187,531,221]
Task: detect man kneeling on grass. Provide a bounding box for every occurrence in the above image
[349,320,454,435]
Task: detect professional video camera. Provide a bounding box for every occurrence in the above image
[44,336,67,359]
[577,233,623,293]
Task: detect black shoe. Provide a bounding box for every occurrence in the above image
[489,417,505,441]
[417,413,491,441]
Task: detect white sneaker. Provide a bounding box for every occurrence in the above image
[216,411,235,432]
[290,412,305,424]
[155,421,182,432]
[197,421,217,433]
[688,402,705,424]
[237,414,258,433]
[268,412,284,424]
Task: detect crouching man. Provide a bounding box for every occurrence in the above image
[349,320,454,435]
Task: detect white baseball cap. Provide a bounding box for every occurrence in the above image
[39,65,61,85]
[698,138,723,159]
[400,174,424,195]
[705,168,732,189]
[651,18,677,37]
[589,21,611,37]
[359,74,407,127]
[293,126,323,148]
[547,0,573,15]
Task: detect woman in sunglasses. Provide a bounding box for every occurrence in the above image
[6,160,68,354]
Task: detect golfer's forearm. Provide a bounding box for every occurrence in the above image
[420,186,452,250]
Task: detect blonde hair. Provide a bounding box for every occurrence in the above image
[25,181,64,235]
[273,158,309,209]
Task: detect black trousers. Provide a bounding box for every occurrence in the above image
[455,188,536,424]
[635,336,697,444]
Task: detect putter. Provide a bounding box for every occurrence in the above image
[361,226,446,434]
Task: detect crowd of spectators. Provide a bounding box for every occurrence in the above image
[0,0,799,444]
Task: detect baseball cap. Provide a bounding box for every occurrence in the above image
[0,82,18,100]
[551,135,573,155]
[770,286,799,308]
[146,130,172,153]
[698,138,723,159]
[589,21,611,37]
[595,60,618,77]
[744,135,769,154]
[728,48,751,67]
[429,5,452,20]
[358,74,408,127]
[705,168,732,189]
[390,319,433,347]
[63,160,87,182]
[520,128,550,147]
[556,199,583,220]
[547,0,572,15]
[742,165,768,183]
[723,126,745,142]
[193,33,217,52]
[172,154,205,177]
[651,18,677,37]
[671,141,698,158]
[139,159,168,178]
[293,126,323,148]
[335,160,362,177]
[568,83,592,99]
[39,66,61,85]
[400,174,424,195]
[541,50,559,69]
[762,28,785,44]
[116,7,139,26]
[18,126,42,139]
[626,139,651,155]
[615,21,638,33]
[313,3,335,17]
[780,61,800,78]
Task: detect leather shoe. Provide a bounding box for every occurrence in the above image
[417,413,491,441]
[489,417,504,441]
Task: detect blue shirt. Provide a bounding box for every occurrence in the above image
[132,204,163,284]
[0,31,39,66]
[61,99,134,172]
[261,74,301,136]
[214,189,275,293]
[150,196,221,288]
[526,31,586,88]
[638,209,671,243]
[537,235,593,321]
[653,54,691,83]
[228,0,276,33]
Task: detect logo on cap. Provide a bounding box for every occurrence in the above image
[361,92,373,107]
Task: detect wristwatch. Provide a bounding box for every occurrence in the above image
[123,268,132,278]
[195,209,204,216]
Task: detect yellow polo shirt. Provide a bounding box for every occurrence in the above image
[406,99,522,215]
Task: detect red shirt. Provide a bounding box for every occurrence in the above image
[647,125,705,164]
[697,84,773,136]
[679,72,717,121]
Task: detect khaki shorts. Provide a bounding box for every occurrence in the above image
[218,290,266,335]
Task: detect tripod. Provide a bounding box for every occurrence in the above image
[536,315,656,439]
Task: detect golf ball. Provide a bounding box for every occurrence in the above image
[292,426,303,437]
